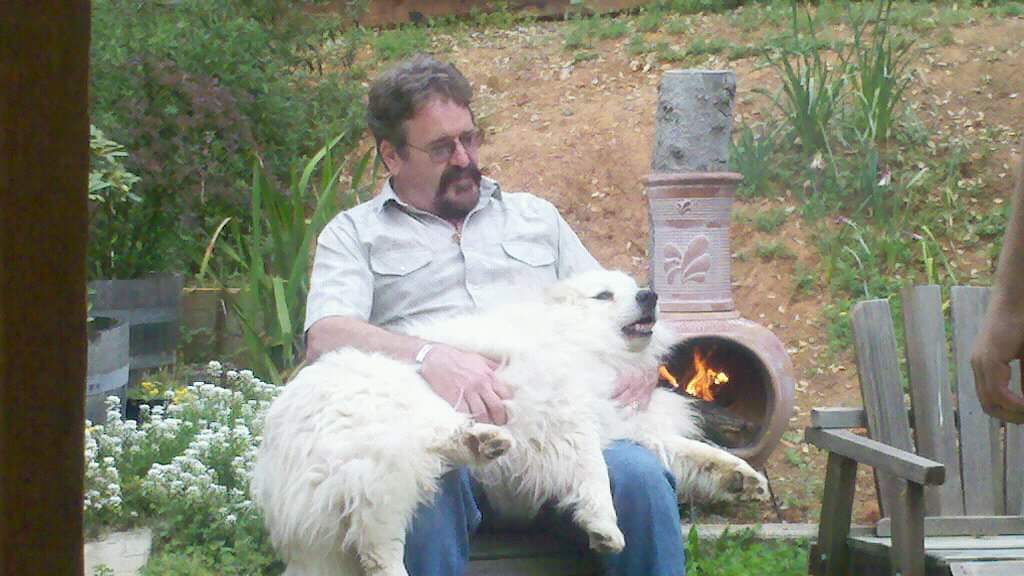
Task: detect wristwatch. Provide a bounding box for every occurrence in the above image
[414,343,434,373]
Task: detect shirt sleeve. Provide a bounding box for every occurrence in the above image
[554,210,603,279]
[304,214,373,332]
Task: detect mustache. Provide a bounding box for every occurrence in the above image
[438,163,482,195]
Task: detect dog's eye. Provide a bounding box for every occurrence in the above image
[593,291,614,301]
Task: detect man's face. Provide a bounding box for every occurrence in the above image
[385,97,482,222]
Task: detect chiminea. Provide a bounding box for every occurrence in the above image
[647,70,795,468]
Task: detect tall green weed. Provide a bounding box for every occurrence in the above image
[845,0,915,144]
[214,139,377,384]
[763,3,846,157]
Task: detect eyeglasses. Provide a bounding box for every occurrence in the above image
[406,129,482,164]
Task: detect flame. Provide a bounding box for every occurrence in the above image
[685,348,729,401]
[659,365,679,389]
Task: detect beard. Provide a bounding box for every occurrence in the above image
[435,162,483,222]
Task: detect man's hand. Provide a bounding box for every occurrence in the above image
[419,344,513,425]
[971,304,1024,423]
[612,366,659,411]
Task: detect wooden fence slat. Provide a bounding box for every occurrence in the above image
[852,299,916,518]
[950,560,1024,576]
[877,515,1024,537]
[902,285,965,516]
[951,287,1002,515]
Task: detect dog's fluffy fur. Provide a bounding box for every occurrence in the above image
[252,270,768,576]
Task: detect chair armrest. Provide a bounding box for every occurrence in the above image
[811,407,868,429]
[804,428,945,486]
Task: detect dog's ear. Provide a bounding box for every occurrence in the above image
[544,282,580,304]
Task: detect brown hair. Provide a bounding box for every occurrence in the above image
[367,54,473,154]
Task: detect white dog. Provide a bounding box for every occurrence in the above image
[252,270,768,576]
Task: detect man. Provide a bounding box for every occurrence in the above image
[304,54,686,576]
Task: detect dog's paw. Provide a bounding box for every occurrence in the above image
[585,522,626,554]
[465,424,514,462]
[718,462,769,503]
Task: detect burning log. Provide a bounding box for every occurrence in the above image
[693,400,759,447]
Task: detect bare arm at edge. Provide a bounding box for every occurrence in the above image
[972,154,1024,423]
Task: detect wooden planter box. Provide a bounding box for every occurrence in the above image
[180,287,244,364]
[89,275,183,384]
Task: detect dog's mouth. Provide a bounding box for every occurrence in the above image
[622,317,655,338]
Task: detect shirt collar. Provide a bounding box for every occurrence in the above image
[375,176,503,214]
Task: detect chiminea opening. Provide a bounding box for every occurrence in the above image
[660,336,773,452]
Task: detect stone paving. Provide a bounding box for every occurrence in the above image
[84,528,152,576]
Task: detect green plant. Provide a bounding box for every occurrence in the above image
[215,139,376,384]
[730,124,777,198]
[686,527,808,575]
[87,124,180,279]
[753,207,789,233]
[90,0,367,278]
[763,3,846,156]
[635,7,665,32]
[845,0,915,144]
[755,241,796,261]
[687,36,728,56]
[85,364,284,574]
[564,14,628,50]
[793,263,817,297]
[373,25,431,60]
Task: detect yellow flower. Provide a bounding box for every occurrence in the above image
[172,387,193,405]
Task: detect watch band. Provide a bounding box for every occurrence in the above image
[414,343,433,373]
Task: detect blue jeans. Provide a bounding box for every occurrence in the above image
[404,440,686,576]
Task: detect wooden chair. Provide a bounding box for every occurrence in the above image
[468,532,598,575]
[805,285,1024,576]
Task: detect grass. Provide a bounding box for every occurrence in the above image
[373,26,430,61]
[755,241,796,261]
[753,207,789,233]
[730,124,777,198]
[686,528,809,576]
[564,15,628,50]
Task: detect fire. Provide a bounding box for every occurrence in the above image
[684,348,729,401]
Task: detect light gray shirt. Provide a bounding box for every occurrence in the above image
[304,176,601,333]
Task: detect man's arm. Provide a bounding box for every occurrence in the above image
[972,154,1024,423]
[305,216,511,424]
[306,315,425,364]
[307,316,512,425]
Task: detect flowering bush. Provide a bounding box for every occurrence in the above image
[85,361,283,574]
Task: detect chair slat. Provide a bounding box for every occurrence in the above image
[852,299,916,518]
[902,285,965,516]
[951,286,1003,515]
[1006,360,1024,514]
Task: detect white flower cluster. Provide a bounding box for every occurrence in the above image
[83,364,280,533]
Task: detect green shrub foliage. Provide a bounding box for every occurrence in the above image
[89,0,367,278]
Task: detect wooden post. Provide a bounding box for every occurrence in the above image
[1,2,91,574]
[889,479,926,576]
[816,452,858,576]
[651,69,736,173]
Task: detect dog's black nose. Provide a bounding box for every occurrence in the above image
[636,290,657,310]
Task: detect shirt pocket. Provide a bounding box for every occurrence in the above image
[369,248,433,276]
[499,240,557,294]
[501,240,556,267]
[368,247,434,321]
